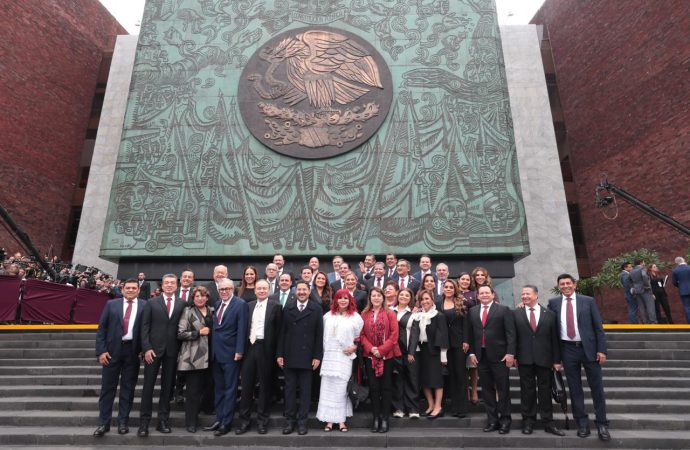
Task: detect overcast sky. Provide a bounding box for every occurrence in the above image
[100,0,545,34]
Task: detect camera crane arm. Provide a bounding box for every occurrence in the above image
[595,180,690,237]
[0,203,59,280]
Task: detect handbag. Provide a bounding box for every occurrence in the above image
[347,375,369,410]
[551,368,570,429]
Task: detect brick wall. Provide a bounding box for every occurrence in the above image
[0,0,126,259]
[533,0,690,322]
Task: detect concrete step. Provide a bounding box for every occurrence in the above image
[0,332,96,341]
[0,340,94,349]
[604,349,690,360]
[606,340,689,349]
[0,426,689,448]
[605,332,690,341]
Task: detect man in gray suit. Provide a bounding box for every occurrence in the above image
[618,262,637,324]
[629,260,657,324]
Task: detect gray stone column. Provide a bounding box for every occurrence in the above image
[72,35,138,275]
[501,25,579,302]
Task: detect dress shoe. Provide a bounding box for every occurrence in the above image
[521,424,533,435]
[235,422,250,435]
[282,423,295,435]
[577,426,591,438]
[483,422,500,432]
[498,423,511,434]
[427,409,444,420]
[156,420,171,433]
[545,425,565,436]
[117,424,129,435]
[370,417,381,433]
[257,424,268,434]
[175,394,185,405]
[93,424,110,437]
[203,421,220,432]
[452,412,467,418]
[379,418,389,433]
[214,425,230,436]
[137,424,149,437]
[597,424,611,441]
[186,425,197,433]
[298,424,308,435]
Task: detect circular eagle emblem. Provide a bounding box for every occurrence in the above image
[238,27,393,159]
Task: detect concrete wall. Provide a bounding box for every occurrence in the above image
[72,35,138,275]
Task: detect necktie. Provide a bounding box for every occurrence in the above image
[217,302,227,325]
[181,289,188,301]
[400,278,405,289]
[481,305,489,347]
[566,297,576,339]
[166,297,172,316]
[299,303,305,312]
[529,307,537,332]
[250,303,261,344]
[376,278,382,288]
[122,300,133,335]
[280,292,287,306]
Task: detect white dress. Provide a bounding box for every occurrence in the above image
[316,311,364,423]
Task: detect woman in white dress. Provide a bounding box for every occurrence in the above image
[317,288,364,432]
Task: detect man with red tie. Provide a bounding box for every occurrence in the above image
[138,274,186,437]
[395,259,420,295]
[93,279,145,436]
[548,274,610,441]
[366,262,388,291]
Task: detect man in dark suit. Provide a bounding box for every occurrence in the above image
[236,280,282,435]
[513,285,564,436]
[93,279,145,436]
[326,255,343,284]
[204,278,248,436]
[174,269,196,404]
[618,262,637,324]
[672,256,690,323]
[270,272,295,308]
[204,265,228,303]
[138,274,186,436]
[434,263,449,297]
[466,285,515,434]
[329,261,351,292]
[385,253,398,280]
[395,259,420,295]
[548,274,610,441]
[412,254,436,284]
[365,262,388,291]
[137,272,151,300]
[276,280,324,435]
[357,253,377,284]
[629,260,657,323]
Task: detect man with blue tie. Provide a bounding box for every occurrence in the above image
[548,274,610,441]
[93,279,145,436]
[203,278,248,436]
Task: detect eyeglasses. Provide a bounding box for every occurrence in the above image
[218,287,232,292]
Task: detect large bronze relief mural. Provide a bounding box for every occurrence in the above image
[102,0,529,257]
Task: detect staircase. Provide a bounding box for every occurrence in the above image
[0,330,688,448]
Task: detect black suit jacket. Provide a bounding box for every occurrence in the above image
[246,299,282,358]
[176,286,195,305]
[352,289,368,312]
[466,302,516,363]
[269,290,296,308]
[329,279,345,293]
[365,276,389,292]
[436,301,469,349]
[513,305,561,368]
[137,280,151,300]
[140,295,186,357]
[96,297,146,357]
[204,281,221,303]
[418,313,449,355]
[397,310,420,355]
[276,300,324,369]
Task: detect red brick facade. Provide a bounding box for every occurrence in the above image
[0,0,126,259]
[532,1,690,322]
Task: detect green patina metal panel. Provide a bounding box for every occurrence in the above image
[101,0,529,258]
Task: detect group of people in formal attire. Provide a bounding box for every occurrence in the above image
[93,253,611,441]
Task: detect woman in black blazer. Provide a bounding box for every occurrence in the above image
[415,289,449,419]
[310,271,333,314]
[421,273,442,302]
[437,279,469,418]
[391,288,420,418]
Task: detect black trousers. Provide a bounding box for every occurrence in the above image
[653,291,674,324]
[477,349,512,426]
[284,367,313,426]
[446,347,469,415]
[183,367,210,427]
[140,353,177,421]
[391,355,419,414]
[98,342,140,426]
[365,358,393,419]
[562,341,608,427]
[238,341,273,426]
[517,363,554,425]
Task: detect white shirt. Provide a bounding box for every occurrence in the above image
[559,294,581,341]
[398,275,410,286]
[480,301,494,317]
[297,300,308,311]
[122,298,138,340]
[251,299,267,340]
[396,306,411,321]
[180,288,191,301]
[163,294,176,318]
[525,303,541,325]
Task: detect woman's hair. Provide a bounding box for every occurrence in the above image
[397,288,416,308]
[442,279,466,317]
[471,266,493,291]
[416,289,436,308]
[457,272,471,291]
[384,279,400,293]
[190,285,211,307]
[331,288,357,315]
[314,271,332,308]
[363,286,385,313]
[237,265,258,297]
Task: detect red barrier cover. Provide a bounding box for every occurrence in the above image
[20,279,75,324]
[0,276,21,322]
[72,289,110,324]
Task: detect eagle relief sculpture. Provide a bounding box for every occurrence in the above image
[239,27,392,159]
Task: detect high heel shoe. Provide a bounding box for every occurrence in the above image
[427,409,444,420]
[370,417,380,433]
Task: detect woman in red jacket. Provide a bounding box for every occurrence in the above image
[360,287,401,433]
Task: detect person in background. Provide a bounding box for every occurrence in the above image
[649,263,673,324]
